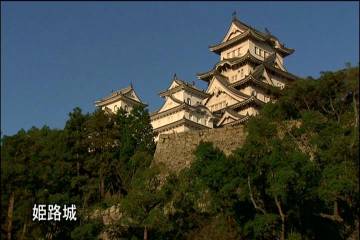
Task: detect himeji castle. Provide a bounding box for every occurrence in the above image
[95,15,298,141]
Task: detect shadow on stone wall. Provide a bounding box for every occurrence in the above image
[153,126,247,174]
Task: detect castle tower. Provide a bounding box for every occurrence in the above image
[197,16,298,127]
[95,84,146,114]
[150,74,214,141]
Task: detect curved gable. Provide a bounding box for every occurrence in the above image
[169,80,180,90]
[124,89,141,102]
[216,111,240,126]
[222,20,248,43]
[204,76,248,111]
[158,95,181,113]
[207,75,249,101]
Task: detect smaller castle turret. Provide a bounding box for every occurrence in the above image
[94,85,146,114]
[150,74,214,141]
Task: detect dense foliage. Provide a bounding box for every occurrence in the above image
[1,105,156,239]
[1,66,359,239]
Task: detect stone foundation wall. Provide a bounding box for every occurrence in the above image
[153,125,247,173]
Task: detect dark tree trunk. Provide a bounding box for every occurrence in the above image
[353,93,358,128]
[19,221,27,240]
[144,226,148,240]
[76,153,80,176]
[99,167,105,199]
[6,192,15,240]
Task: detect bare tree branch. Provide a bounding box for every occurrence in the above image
[247,176,266,214]
[274,195,286,240]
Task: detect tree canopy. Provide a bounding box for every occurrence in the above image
[1,65,359,240]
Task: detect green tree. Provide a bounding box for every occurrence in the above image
[120,165,169,240]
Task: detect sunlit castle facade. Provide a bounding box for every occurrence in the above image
[95,15,298,140]
[150,74,214,141]
[95,85,146,114]
[197,16,297,127]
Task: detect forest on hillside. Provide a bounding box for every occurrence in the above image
[1,65,359,240]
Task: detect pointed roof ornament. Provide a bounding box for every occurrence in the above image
[265,27,271,35]
[130,81,133,88]
[232,10,237,20]
[173,73,177,80]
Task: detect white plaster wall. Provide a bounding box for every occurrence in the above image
[160,125,186,135]
[184,110,213,128]
[172,90,184,101]
[154,125,187,142]
[275,53,284,67]
[270,75,286,89]
[220,41,249,60]
[101,99,134,113]
[238,107,259,116]
[158,97,181,113]
[183,92,205,105]
[205,79,244,112]
[222,64,254,83]
[151,110,186,130]
[206,93,238,112]
[238,85,271,103]
[249,40,286,70]
[240,86,255,96]
[222,23,246,43]
[223,117,234,125]
[249,40,274,60]
[124,90,141,102]
[152,107,212,131]
[169,81,180,89]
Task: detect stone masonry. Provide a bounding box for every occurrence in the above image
[153,125,247,174]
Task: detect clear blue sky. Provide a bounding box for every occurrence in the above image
[1,2,359,136]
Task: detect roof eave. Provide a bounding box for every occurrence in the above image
[95,94,145,107]
[209,30,265,54]
[276,47,295,57]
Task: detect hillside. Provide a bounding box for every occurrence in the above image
[1,65,359,240]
